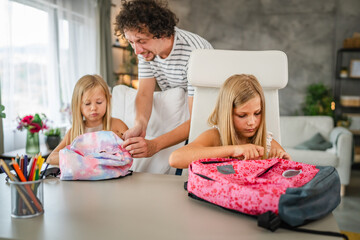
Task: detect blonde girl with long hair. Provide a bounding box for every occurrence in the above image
[47,75,128,165]
[169,74,291,169]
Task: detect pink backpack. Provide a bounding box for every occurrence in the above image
[59,131,133,180]
[186,158,342,235]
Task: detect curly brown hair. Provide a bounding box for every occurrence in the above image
[114,0,179,38]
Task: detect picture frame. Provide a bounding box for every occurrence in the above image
[349,59,360,78]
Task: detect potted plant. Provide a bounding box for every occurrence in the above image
[44,128,61,150]
[302,83,334,117]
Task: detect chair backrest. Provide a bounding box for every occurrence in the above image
[188,49,288,144]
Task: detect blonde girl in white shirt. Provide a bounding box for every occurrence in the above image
[169,74,291,169]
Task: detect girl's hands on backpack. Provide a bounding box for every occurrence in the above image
[232,144,264,160]
[268,147,292,161]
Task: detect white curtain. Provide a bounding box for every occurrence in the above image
[0,0,98,152]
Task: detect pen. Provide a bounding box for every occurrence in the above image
[40,163,50,179]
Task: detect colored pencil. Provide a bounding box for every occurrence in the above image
[20,155,24,172]
[28,156,37,182]
[23,155,28,181]
[27,157,35,180]
[34,165,40,181]
[10,160,27,182]
[37,155,45,173]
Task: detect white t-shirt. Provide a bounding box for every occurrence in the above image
[138,27,213,96]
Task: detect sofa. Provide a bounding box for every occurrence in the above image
[280,116,353,195]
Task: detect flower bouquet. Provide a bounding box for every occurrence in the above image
[17,113,48,154]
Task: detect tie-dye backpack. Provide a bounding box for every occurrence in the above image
[186,158,344,238]
[59,131,133,180]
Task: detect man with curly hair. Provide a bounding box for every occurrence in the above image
[115,0,213,158]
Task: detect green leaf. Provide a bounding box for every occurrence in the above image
[0,104,5,118]
[32,113,42,124]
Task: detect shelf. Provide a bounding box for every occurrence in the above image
[335,49,360,120]
[336,77,360,80]
[114,72,137,76]
[337,106,360,114]
[338,48,360,53]
[351,130,360,136]
[112,44,128,49]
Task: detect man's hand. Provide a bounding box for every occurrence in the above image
[122,137,158,158]
[123,123,146,140]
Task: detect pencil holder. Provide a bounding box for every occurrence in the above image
[9,179,44,218]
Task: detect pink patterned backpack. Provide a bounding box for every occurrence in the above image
[59,131,133,180]
[186,158,343,237]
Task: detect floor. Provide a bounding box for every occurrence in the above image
[333,166,360,233]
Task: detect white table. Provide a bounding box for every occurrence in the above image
[0,172,340,240]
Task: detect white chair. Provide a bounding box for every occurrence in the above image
[111,85,189,174]
[187,49,288,144]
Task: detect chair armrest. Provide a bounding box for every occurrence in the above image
[329,126,352,148]
[329,127,353,185]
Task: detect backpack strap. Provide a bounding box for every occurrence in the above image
[258,211,349,240]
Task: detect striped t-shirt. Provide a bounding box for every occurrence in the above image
[138,27,213,96]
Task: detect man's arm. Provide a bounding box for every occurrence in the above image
[123,78,156,139]
[123,96,193,158]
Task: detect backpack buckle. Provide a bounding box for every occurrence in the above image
[258,211,281,232]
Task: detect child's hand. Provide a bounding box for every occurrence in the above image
[232,144,264,160]
[268,148,292,161]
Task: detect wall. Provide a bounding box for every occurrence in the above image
[111,0,360,115]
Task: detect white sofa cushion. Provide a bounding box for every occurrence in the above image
[111,85,190,174]
[280,116,333,148]
[285,148,338,167]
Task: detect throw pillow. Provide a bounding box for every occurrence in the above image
[294,132,332,151]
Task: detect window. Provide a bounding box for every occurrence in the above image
[0,0,98,151]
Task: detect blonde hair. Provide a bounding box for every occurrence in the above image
[208,74,267,156]
[69,74,112,143]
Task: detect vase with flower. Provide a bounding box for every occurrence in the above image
[17,113,48,155]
